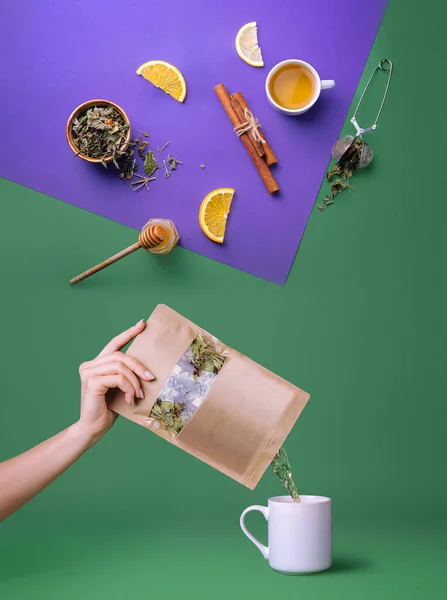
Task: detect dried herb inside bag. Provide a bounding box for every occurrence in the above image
[109,304,310,490]
[148,334,226,436]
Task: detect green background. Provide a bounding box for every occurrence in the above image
[1,0,446,597]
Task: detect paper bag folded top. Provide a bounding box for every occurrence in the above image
[108,305,309,489]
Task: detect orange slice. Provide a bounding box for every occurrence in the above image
[199,188,234,244]
[136,60,187,103]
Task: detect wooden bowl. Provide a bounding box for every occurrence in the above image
[66,99,131,164]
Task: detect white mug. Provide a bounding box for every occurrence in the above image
[265,59,335,115]
[240,495,332,574]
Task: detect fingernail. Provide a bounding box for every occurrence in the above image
[139,388,144,399]
[135,319,145,326]
[144,370,155,380]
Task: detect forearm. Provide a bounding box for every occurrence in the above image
[0,422,93,521]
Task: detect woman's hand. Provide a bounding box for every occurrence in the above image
[76,319,154,446]
[0,319,154,521]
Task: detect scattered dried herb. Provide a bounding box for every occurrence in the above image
[271,446,300,502]
[117,138,141,179]
[167,153,183,171]
[72,110,182,192]
[122,138,182,191]
[143,150,158,177]
[330,178,352,197]
[130,175,157,191]
[323,136,363,209]
[162,159,172,178]
[157,141,170,154]
[137,140,149,158]
[72,105,129,167]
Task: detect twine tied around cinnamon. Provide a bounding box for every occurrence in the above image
[214,84,278,193]
[234,108,265,144]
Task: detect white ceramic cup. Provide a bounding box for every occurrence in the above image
[240,495,332,574]
[265,59,335,115]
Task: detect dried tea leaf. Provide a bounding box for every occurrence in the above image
[130,175,157,191]
[143,150,158,177]
[157,142,170,154]
[71,104,129,166]
[190,335,225,377]
[337,137,363,181]
[271,446,300,502]
[324,136,364,207]
[147,334,226,436]
[339,137,363,169]
[137,139,149,158]
[330,178,349,197]
[118,145,138,180]
[150,400,184,436]
[326,163,342,182]
[162,159,172,178]
[167,153,183,171]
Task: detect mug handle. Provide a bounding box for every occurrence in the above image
[321,80,336,89]
[240,505,269,559]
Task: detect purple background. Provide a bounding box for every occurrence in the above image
[0,0,388,284]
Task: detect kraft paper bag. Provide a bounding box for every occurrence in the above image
[108,305,309,489]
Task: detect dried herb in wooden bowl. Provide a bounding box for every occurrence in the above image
[72,105,130,167]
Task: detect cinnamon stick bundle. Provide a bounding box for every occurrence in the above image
[214,84,279,194]
[230,95,266,160]
[231,92,277,166]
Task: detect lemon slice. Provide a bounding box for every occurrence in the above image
[235,22,264,67]
[136,60,187,103]
[199,188,235,244]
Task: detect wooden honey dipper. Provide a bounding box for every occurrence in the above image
[69,223,166,285]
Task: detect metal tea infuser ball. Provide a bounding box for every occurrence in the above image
[332,59,393,168]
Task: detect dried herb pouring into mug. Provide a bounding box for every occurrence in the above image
[271,446,300,502]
